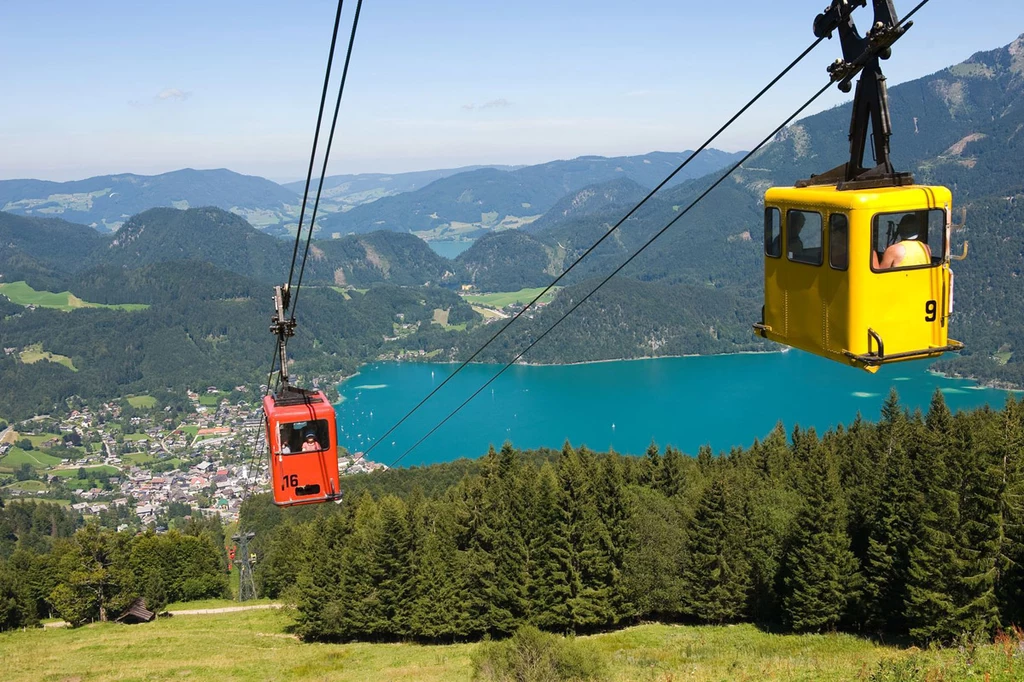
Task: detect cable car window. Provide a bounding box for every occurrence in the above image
[278,419,330,454]
[764,207,781,258]
[871,209,945,271]
[829,213,849,271]
[787,210,823,265]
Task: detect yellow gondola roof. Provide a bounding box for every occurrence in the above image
[766,184,951,210]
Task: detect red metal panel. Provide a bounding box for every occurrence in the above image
[262,391,341,506]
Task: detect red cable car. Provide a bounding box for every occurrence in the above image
[263,386,342,507]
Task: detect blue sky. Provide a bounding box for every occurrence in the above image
[2,0,1022,181]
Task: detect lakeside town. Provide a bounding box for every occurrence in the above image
[0,386,386,529]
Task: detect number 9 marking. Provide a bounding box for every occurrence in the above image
[925,300,937,322]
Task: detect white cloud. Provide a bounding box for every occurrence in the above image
[461,98,512,112]
[156,88,192,102]
[480,98,511,109]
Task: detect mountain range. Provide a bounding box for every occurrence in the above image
[0,151,742,239]
[2,33,1024,418]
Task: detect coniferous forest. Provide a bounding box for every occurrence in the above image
[237,390,1024,645]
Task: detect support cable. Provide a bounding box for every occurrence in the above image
[359,35,826,458]
[290,0,365,322]
[386,80,835,468]
[241,346,283,503]
[286,0,347,293]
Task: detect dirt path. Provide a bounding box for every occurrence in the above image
[40,602,282,627]
[167,603,282,616]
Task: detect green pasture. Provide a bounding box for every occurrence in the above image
[2,480,48,492]
[124,452,156,466]
[126,395,158,408]
[50,465,120,479]
[199,394,220,406]
[21,432,63,447]
[0,281,148,312]
[0,447,62,469]
[329,286,352,300]
[463,286,559,308]
[18,343,77,371]
[0,611,1007,682]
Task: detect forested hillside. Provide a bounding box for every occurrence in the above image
[0,280,477,420]
[319,150,743,235]
[237,391,1024,646]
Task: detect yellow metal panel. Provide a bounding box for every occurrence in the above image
[760,184,959,371]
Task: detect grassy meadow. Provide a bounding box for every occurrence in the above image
[0,446,63,470]
[0,280,148,312]
[18,342,78,370]
[126,395,158,408]
[4,607,1017,682]
[463,286,559,308]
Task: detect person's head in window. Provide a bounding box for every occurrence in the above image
[897,214,921,242]
[788,212,806,255]
[877,213,932,269]
[302,433,319,451]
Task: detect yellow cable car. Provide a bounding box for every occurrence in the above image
[756,184,962,372]
[754,0,965,371]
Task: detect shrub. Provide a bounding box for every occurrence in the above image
[472,625,606,682]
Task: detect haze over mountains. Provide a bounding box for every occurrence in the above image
[0,150,742,239]
[2,34,1024,417]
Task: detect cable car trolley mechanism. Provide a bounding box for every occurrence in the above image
[262,284,342,507]
[754,0,967,372]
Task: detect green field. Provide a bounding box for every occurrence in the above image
[463,286,559,308]
[50,465,120,478]
[0,610,1006,682]
[21,432,62,447]
[0,447,62,469]
[18,343,77,371]
[124,452,157,466]
[329,286,352,300]
[199,394,220,406]
[0,281,149,312]
[126,395,158,408]
[2,480,48,492]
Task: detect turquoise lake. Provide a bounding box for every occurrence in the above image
[426,240,474,259]
[335,351,1014,468]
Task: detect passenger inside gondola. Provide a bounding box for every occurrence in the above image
[872,210,942,270]
[278,419,328,454]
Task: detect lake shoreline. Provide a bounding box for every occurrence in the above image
[334,352,1014,467]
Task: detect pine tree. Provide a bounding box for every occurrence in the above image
[952,411,1001,638]
[996,395,1024,626]
[640,442,661,487]
[409,499,470,640]
[557,445,615,631]
[680,479,751,623]
[862,390,919,635]
[906,391,959,643]
[528,462,573,630]
[483,443,530,635]
[375,495,413,637]
[595,453,631,622]
[782,444,858,633]
[658,446,687,498]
